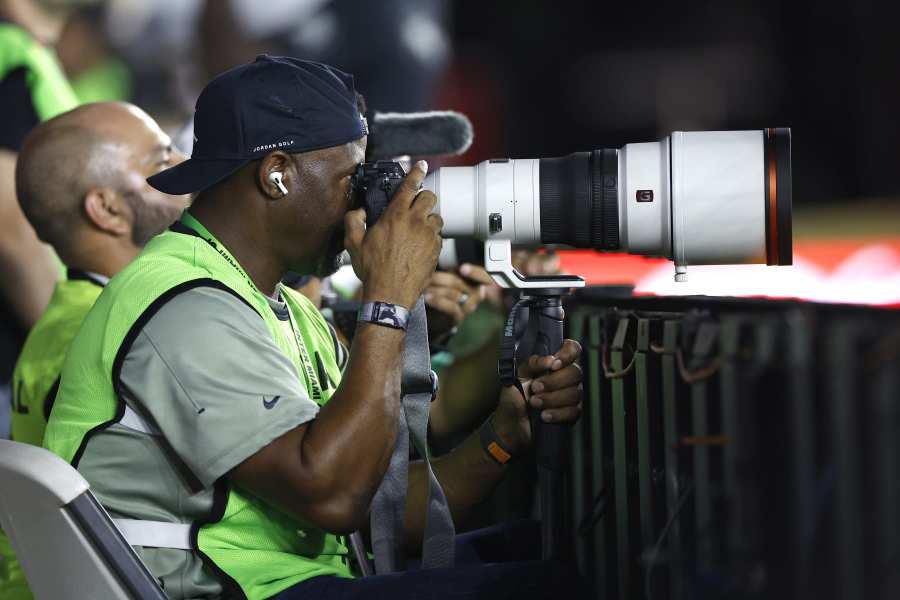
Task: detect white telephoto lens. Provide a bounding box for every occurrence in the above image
[424,128,791,278]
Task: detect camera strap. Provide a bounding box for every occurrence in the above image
[499,297,545,453]
[498,297,531,399]
[355,165,455,573]
[369,296,456,573]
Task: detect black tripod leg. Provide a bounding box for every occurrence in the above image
[526,296,569,561]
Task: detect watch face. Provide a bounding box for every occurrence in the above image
[374,302,404,329]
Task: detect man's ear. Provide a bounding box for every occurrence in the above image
[257,151,294,200]
[84,188,131,237]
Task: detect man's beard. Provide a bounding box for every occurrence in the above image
[124,191,184,246]
[312,229,347,278]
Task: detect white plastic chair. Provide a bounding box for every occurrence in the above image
[0,439,166,599]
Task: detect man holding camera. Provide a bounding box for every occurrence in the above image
[44,56,585,599]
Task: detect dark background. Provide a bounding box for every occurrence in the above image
[441,0,900,206]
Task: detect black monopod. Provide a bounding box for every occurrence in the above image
[499,284,579,560]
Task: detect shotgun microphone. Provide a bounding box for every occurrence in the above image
[365,110,473,160]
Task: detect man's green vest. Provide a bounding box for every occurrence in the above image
[44,214,352,599]
[0,22,78,120]
[11,274,103,446]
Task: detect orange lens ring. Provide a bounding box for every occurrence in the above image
[766,128,780,265]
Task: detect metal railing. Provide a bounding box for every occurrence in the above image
[564,290,900,600]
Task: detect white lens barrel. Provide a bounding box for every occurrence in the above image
[670,130,767,266]
[618,139,671,258]
[425,166,477,238]
[424,159,542,244]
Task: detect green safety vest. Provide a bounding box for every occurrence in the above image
[11,273,103,446]
[44,214,352,599]
[0,22,78,121]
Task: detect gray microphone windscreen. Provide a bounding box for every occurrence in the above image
[366,110,474,161]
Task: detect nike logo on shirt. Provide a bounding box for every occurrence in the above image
[262,395,281,410]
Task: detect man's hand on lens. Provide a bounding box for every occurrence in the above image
[491,338,584,455]
[344,160,444,308]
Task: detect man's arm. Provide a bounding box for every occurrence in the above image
[403,339,584,548]
[427,253,564,450]
[425,265,503,451]
[230,161,444,534]
[0,150,57,327]
[230,321,405,533]
[428,325,501,452]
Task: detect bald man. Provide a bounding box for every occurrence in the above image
[10,101,190,445]
[0,101,189,598]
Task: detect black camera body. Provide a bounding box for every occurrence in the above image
[350,161,406,226]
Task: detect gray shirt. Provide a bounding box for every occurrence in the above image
[77,286,343,599]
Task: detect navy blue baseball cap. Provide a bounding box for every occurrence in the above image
[148,55,368,195]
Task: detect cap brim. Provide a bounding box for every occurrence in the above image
[147,157,251,195]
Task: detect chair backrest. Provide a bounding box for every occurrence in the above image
[0,439,167,599]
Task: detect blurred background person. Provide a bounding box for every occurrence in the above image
[54,6,131,104]
[158,0,452,154]
[0,0,83,441]
[0,100,189,599]
[198,0,450,111]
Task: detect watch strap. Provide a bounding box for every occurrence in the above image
[358,301,410,331]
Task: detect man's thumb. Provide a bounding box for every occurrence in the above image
[344,208,367,252]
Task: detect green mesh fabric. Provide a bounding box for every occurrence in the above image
[11,278,102,446]
[0,23,78,120]
[199,489,351,599]
[44,222,352,599]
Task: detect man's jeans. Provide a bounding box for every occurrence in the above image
[273,521,587,599]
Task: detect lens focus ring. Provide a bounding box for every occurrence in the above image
[539,149,621,250]
[591,149,619,250]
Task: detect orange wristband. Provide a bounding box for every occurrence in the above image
[479,417,514,465]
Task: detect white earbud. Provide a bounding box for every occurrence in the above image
[268,172,289,196]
